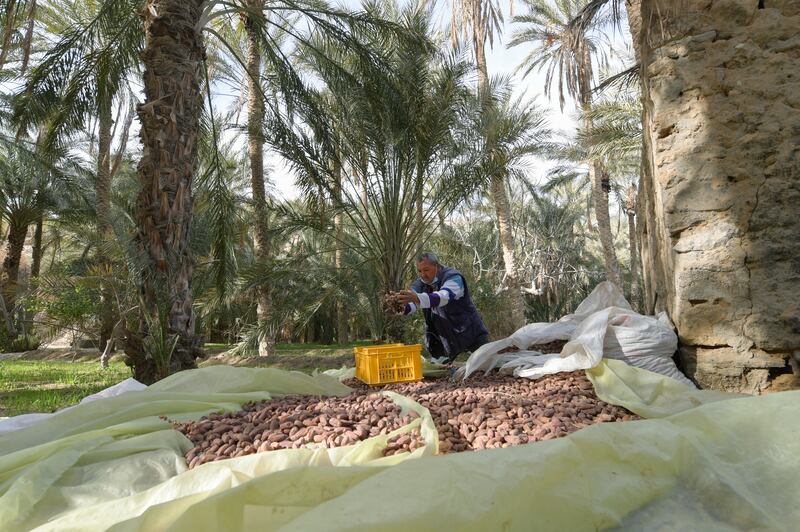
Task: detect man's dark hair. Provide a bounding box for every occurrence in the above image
[415,252,440,265]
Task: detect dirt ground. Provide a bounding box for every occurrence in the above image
[199,348,354,372]
[2,344,358,373]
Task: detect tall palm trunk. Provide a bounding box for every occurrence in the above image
[97,96,116,354]
[358,150,369,209]
[1,218,28,322]
[0,217,8,337]
[580,51,621,287]
[19,0,36,74]
[414,159,424,253]
[626,185,640,311]
[471,0,489,90]
[623,0,642,62]
[590,164,621,286]
[624,0,649,310]
[125,0,206,383]
[20,215,44,339]
[490,175,526,330]
[244,1,275,357]
[333,163,348,344]
[30,216,43,280]
[0,0,17,69]
[472,4,526,332]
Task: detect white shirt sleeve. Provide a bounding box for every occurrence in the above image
[416,277,465,309]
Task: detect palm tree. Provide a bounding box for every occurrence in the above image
[277,1,477,340]
[580,90,642,307]
[450,0,530,331]
[515,184,601,321]
[449,0,506,89]
[0,137,88,333]
[511,0,622,287]
[463,79,552,334]
[202,1,400,352]
[117,0,207,381]
[14,0,141,353]
[239,0,275,356]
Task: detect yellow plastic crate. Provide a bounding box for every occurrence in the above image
[354,343,423,385]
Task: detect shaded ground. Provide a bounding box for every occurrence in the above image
[200,348,355,373]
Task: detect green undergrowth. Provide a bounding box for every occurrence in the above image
[0,360,131,417]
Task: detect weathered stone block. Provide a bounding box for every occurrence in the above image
[637,0,800,393]
[680,345,790,393]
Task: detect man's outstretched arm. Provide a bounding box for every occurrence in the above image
[401,277,465,314]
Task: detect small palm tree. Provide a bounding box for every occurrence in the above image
[515,186,602,321]
[462,78,552,333]
[580,89,642,307]
[0,135,89,332]
[511,0,622,287]
[274,1,477,340]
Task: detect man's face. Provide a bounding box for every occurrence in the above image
[416,259,438,284]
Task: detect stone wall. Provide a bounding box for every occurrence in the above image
[637,0,800,393]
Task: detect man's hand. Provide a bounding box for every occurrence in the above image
[395,289,420,306]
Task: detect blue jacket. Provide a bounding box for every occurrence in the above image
[411,266,489,358]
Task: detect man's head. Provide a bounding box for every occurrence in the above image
[415,252,440,284]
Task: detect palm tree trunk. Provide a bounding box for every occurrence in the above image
[30,216,43,280]
[1,218,28,320]
[126,0,206,383]
[471,1,489,91]
[591,163,621,286]
[334,220,348,344]
[627,186,641,311]
[0,0,17,69]
[580,50,621,287]
[414,159,424,253]
[490,175,526,332]
[22,215,44,339]
[0,291,15,338]
[358,151,369,209]
[245,1,275,357]
[19,0,36,74]
[333,162,349,344]
[97,96,117,354]
[623,0,642,62]
[472,7,525,333]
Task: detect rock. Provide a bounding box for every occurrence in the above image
[637,0,800,393]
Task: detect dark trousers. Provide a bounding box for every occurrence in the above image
[426,329,489,363]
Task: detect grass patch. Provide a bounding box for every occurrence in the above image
[0,360,131,417]
[0,341,396,417]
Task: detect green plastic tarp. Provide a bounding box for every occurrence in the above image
[1,361,798,531]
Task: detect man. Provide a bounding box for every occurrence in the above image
[395,252,489,364]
